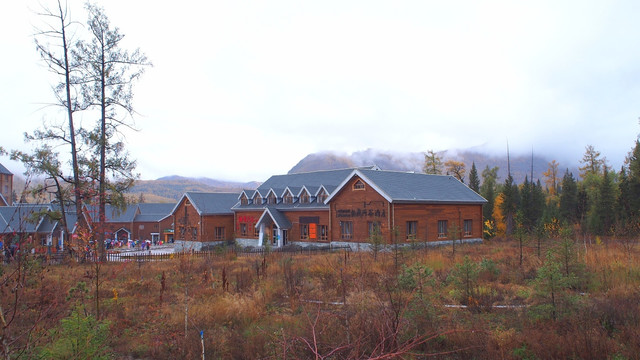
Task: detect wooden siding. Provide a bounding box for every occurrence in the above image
[172,197,233,242]
[283,210,330,243]
[235,211,263,238]
[328,175,484,244]
[329,176,391,243]
[392,203,483,242]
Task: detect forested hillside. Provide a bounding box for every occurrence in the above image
[289,148,579,185]
[129,176,259,201]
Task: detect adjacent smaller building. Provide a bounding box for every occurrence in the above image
[170,192,240,251]
[0,163,14,206]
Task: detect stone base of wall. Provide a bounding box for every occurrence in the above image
[174,240,226,252]
[235,238,260,247]
[232,238,483,251]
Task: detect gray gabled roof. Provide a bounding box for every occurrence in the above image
[0,204,51,234]
[0,163,12,175]
[256,207,292,230]
[135,203,175,222]
[326,169,487,204]
[257,168,359,193]
[179,192,240,216]
[85,204,139,223]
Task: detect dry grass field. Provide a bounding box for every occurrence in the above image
[2,238,639,359]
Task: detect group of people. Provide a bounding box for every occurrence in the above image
[105,238,162,251]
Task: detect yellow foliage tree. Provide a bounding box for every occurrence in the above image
[492,193,506,237]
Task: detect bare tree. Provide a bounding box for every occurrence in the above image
[74,3,151,260]
[30,0,88,249]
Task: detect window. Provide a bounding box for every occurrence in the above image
[317,189,328,204]
[240,223,247,236]
[353,179,365,190]
[253,195,262,205]
[368,221,381,238]
[438,220,448,239]
[300,191,310,204]
[406,221,417,240]
[240,194,248,205]
[215,227,225,240]
[254,226,260,238]
[300,224,309,240]
[340,221,353,240]
[283,191,293,204]
[464,219,472,236]
[267,193,277,204]
[320,225,328,241]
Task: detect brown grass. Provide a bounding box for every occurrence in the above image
[2,239,640,358]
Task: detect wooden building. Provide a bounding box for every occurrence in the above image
[170,192,240,251]
[0,204,74,253]
[0,163,13,206]
[233,168,486,249]
[84,203,175,245]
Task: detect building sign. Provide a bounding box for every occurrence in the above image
[336,208,386,218]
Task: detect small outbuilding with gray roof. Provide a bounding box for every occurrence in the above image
[170,192,240,251]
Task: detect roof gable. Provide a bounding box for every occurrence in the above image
[181,192,240,215]
[326,169,487,204]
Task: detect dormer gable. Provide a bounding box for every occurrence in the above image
[299,188,310,204]
[282,189,294,204]
[266,190,278,205]
[316,187,329,204]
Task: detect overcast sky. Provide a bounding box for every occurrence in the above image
[1,0,639,182]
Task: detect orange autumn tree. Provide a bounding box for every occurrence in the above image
[492,193,506,237]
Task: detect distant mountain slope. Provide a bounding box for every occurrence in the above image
[289,149,579,184]
[130,177,259,201]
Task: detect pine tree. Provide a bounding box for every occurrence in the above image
[468,162,480,193]
[500,174,520,236]
[589,166,616,235]
[558,170,578,224]
[481,166,499,223]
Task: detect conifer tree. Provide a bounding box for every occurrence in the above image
[423,150,443,175]
[558,170,578,224]
[500,174,520,236]
[481,165,499,223]
[589,166,616,235]
[468,162,480,193]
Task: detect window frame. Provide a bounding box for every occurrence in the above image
[340,221,353,240]
[406,221,417,241]
[437,220,448,239]
[353,179,366,191]
[215,227,225,241]
[300,224,309,240]
[464,219,473,237]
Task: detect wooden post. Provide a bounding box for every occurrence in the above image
[200,330,205,360]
